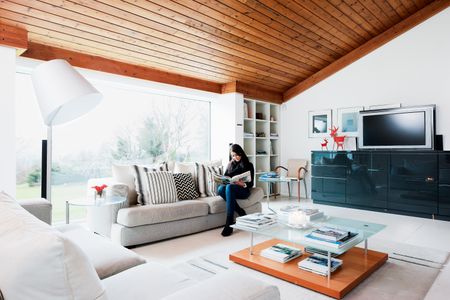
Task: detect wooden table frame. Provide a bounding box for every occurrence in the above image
[230,239,388,299]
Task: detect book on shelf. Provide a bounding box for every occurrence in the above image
[298,254,343,276]
[310,226,350,241]
[244,103,249,119]
[214,171,251,185]
[261,244,303,263]
[304,231,360,249]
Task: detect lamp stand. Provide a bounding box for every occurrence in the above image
[46,126,52,203]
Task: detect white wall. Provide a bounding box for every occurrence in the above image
[281,8,450,198]
[211,92,244,165]
[0,46,16,196]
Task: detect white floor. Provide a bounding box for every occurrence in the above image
[132,196,450,299]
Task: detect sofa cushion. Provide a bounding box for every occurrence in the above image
[173,173,199,200]
[104,262,197,300]
[117,200,209,227]
[133,163,170,205]
[144,171,178,205]
[195,162,223,198]
[0,191,105,300]
[199,187,264,214]
[161,270,280,300]
[58,224,146,279]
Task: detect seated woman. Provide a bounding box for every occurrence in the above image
[217,144,254,237]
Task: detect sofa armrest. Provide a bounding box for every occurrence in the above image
[17,198,52,224]
[161,270,280,300]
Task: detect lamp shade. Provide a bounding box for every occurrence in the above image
[32,59,102,126]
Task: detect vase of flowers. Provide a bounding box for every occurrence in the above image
[92,184,108,201]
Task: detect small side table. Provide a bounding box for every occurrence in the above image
[65,195,126,224]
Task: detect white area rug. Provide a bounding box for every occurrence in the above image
[172,239,448,300]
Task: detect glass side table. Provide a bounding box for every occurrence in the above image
[258,176,299,211]
[65,195,126,224]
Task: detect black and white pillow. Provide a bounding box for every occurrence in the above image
[143,171,178,205]
[205,166,223,197]
[173,173,199,200]
[133,162,169,205]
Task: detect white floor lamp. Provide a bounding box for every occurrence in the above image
[32,59,102,202]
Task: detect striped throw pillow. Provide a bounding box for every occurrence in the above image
[133,162,169,205]
[195,163,223,197]
[143,171,178,205]
[205,166,223,197]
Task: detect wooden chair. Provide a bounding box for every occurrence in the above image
[274,159,309,200]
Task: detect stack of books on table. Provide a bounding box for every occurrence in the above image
[279,205,324,222]
[304,226,360,249]
[235,213,277,230]
[261,243,302,263]
[298,253,343,276]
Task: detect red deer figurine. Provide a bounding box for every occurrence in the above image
[320,138,329,150]
[329,126,346,150]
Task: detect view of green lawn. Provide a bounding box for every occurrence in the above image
[17,183,87,223]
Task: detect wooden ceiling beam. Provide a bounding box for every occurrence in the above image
[283,0,450,101]
[22,42,222,94]
[0,22,27,55]
[222,81,283,104]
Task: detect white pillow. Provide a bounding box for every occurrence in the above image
[0,191,106,300]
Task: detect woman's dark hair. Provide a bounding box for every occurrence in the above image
[229,144,249,165]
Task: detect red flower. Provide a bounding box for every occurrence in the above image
[91,184,108,195]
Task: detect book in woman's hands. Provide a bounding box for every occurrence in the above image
[214,171,252,184]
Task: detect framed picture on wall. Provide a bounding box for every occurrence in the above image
[309,109,332,138]
[337,106,364,137]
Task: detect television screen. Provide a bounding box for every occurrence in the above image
[363,112,426,146]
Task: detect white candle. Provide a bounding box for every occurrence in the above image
[288,211,307,225]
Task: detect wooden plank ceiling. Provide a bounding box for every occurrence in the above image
[0,0,448,102]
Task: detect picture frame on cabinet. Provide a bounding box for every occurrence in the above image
[337,106,364,137]
[309,109,332,138]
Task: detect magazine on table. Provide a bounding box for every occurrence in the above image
[236,213,277,225]
[213,171,252,184]
[304,231,360,249]
[261,244,303,263]
[310,226,350,241]
[298,253,343,276]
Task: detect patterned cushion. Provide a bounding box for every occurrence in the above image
[173,173,199,200]
[143,171,178,205]
[192,160,222,197]
[194,163,223,197]
[205,166,223,197]
[133,162,169,205]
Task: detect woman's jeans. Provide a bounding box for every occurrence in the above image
[217,184,250,225]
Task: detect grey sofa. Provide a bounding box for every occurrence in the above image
[0,191,280,300]
[87,163,264,246]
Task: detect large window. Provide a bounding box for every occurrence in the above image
[16,71,210,223]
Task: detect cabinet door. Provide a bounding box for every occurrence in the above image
[438,154,450,216]
[311,177,346,204]
[347,153,388,208]
[389,153,438,214]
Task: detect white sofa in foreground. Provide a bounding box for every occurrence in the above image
[0,191,280,300]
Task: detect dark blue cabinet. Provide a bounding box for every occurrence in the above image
[312,151,448,220]
[346,153,388,209]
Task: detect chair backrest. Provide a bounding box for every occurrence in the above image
[287,159,309,179]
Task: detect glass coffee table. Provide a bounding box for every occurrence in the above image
[65,195,126,224]
[230,215,388,299]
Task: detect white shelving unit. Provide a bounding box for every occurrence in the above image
[243,99,280,195]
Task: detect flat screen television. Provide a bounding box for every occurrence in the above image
[358,105,435,150]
